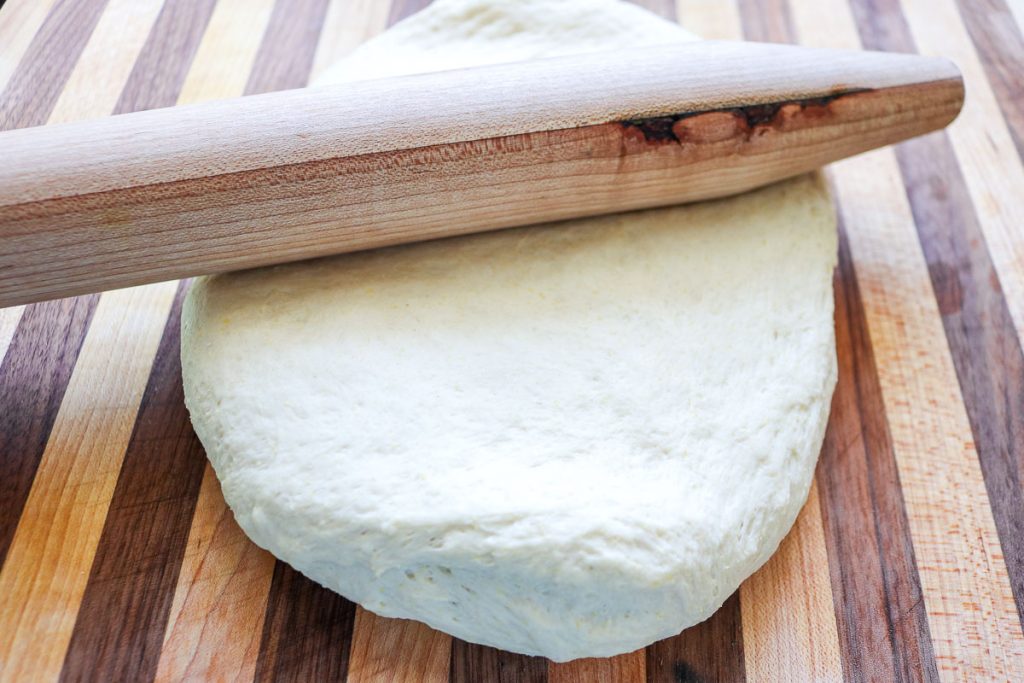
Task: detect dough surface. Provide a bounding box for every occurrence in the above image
[182,0,838,661]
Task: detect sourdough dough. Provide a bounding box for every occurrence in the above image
[182,0,838,661]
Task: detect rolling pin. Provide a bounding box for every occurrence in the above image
[0,41,963,307]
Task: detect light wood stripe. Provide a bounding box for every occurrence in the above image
[0,0,59,92]
[310,0,390,82]
[347,609,452,683]
[673,0,742,39]
[48,0,165,125]
[150,6,281,682]
[549,651,645,683]
[739,484,842,682]
[0,283,177,682]
[176,0,276,105]
[798,1,1024,677]
[900,0,1024,347]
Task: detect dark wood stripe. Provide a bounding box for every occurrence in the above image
[244,0,332,95]
[626,0,677,20]
[736,0,796,43]
[0,0,111,129]
[646,592,745,683]
[387,0,431,26]
[450,641,547,683]
[954,0,1024,160]
[113,0,218,114]
[59,283,207,683]
[852,0,1024,627]
[0,295,99,566]
[817,226,939,683]
[254,564,357,682]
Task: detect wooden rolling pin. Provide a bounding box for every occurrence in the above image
[0,41,962,307]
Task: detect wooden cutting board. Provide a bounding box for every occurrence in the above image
[1,0,1022,681]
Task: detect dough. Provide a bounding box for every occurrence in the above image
[182,0,838,661]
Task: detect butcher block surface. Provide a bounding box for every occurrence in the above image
[0,0,1023,681]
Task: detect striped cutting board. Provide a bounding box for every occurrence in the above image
[1,0,1022,681]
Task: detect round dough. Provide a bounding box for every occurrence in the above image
[182,0,837,662]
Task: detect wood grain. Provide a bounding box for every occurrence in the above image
[155,467,274,683]
[1,1,1023,680]
[254,563,357,682]
[952,0,1024,159]
[244,0,331,95]
[47,0,166,125]
[450,641,548,683]
[645,594,745,683]
[0,42,962,306]
[347,609,452,683]
[177,0,276,105]
[549,650,645,683]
